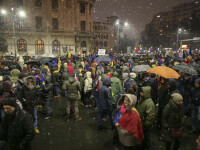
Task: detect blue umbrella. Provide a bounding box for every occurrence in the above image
[95,56,111,62]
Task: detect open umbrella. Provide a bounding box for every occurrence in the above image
[189,64,200,75]
[133,65,151,73]
[95,56,111,62]
[146,66,180,79]
[173,64,198,75]
[25,61,42,69]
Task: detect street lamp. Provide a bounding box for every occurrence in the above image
[115,20,129,53]
[1,8,26,56]
[177,28,187,49]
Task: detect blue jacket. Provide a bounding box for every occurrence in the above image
[98,78,112,110]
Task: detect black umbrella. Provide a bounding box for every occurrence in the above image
[190,64,200,75]
[173,64,198,75]
[25,61,42,69]
[1,60,21,71]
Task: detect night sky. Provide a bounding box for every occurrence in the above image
[94,0,194,41]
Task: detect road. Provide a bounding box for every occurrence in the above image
[32,97,198,150]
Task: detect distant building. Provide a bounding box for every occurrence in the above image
[93,16,118,53]
[0,0,95,56]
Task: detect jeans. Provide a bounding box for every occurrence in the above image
[97,109,114,127]
[45,101,53,117]
[84,91,92,106]
[54,86,60,96]
[191,105,200,131]
[142,129,154,150]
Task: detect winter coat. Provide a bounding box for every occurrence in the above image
[10,69,20,83]
[62,77,81,100]
[162,98,183,142]
[67,62,74,76]
[43,76,53,101]
[0,81,15,106]
[146,78,158,103]
[162,99,183,129]
[52,71,61,86]
[22,76,39,108]
[136,86,156,129]
[111,72,123,104]
[84,72,93,93]
[191,86,200,106]
[15,79,24,103]
[0,108,35,150]
[98,78,112,110]
[158,84,171,108]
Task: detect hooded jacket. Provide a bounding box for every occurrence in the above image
[22,76,39,107]
[10,69,20,83]
[136,86,156,129]
[98,78,112,110]
[84,72,93,93]
[62,77,81,100]
[111,72,123,104]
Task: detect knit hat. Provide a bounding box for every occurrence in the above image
[3,98,17,107]
[130,73,136,79]
[171,93,183,103]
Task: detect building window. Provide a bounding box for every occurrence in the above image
[95,26,97,30]
[35,40,44,53]
[35,16,42,30]
[52,18,58,30]
[81,41,86,48]
[35,0,42,7]
[99,41,103,47]
[80,21,85,31]
[17,39,27,52]
[104,41,107,47]
[66,0,71,7]
[16,0,23,6]
[95,41,98,47]
[106,35,108,39]
[0,38,7,53]
[52,40,60,53]
[52,0,58,10]
[98,26,100,30]
[80,2,85,13]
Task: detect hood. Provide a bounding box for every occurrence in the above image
[103,78,111,87]
[10,69,20,77]
[3,81,13,93]
[117,94,137,109]
[142,86,151,100]
[113,71,118,77]
[69,77,76,84]
[102,74,109,81]
[86,71,92,78]
[168,79,177,92]
[24,76,36,89]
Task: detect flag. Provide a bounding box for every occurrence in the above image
[109,55,113,61]
[183,50,186,59]
[97,59,104,73]
[67,49,71,59]
[92,49,94,56]
[111,61,114,67]
[136,47,140,53]
[139,44,142,48]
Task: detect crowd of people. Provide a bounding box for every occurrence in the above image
[0,53,199,150]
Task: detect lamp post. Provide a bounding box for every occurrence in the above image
[115,20,128,53]
[1,8,26,57]
[177,28,187,50]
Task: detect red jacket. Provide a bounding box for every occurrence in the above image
[67,62,74,76]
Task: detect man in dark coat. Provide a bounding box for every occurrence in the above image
[43,76,53,120]
[0,98,35,150]
[22,76,40,134]
[97,78,114,130]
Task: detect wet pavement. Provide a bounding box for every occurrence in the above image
[32,97,198,150]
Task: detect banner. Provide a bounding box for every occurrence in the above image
[98,49,106,55]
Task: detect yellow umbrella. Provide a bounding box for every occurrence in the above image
[146,66,180,79]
